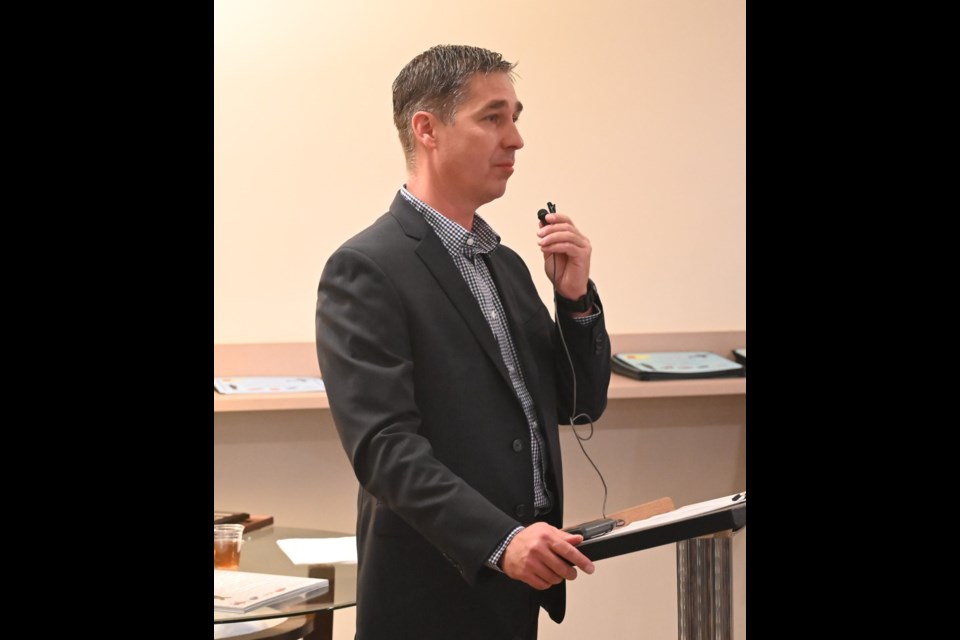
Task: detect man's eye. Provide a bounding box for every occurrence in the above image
[486,114,500,122]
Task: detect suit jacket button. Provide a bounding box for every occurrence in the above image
[512,438,523,452]
[515,504,527,517]
[595,334,605,354]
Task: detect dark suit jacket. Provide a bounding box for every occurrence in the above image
[315,192,611,639]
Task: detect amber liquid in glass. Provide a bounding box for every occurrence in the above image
[214,539,241,569]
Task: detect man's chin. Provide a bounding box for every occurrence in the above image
[487,182,510,201]
[474,186,508,209]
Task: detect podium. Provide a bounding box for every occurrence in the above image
[577,496,746,640]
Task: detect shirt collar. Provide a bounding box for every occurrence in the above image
[400,186,501,259]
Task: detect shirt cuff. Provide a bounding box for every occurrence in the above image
[571,306,602,326]
[485,526,524,572]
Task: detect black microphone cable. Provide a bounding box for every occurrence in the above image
[543,203,610,520]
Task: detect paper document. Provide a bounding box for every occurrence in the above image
[277,537,358,565]
[580,491,746,546]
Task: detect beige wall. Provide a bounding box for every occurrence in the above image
[214,0,746,344]
[214,1,745,638]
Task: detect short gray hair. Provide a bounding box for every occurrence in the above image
[392,45,517,168]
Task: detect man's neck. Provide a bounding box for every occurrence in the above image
[405,177,476,231]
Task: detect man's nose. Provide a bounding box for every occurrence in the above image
[505,121,524,150]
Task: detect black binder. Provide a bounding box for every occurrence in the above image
[611,351,745,381]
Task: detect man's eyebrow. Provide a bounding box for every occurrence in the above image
[481,99,524,115]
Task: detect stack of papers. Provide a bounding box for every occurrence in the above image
[213,570,328,613]
[214,377,325,395]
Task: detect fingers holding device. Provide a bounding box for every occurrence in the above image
[537,201,557,226]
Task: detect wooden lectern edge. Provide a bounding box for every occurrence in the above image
[605,496,675,526]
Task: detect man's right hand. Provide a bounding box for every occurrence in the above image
[500,522,596,590]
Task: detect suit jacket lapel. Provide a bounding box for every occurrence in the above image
[389,194,514,389]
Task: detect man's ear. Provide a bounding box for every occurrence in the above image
[411,111,439,151]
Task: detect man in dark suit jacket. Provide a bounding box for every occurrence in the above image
[315,44,612,640]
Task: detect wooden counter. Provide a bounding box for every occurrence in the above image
[214,331,745,413]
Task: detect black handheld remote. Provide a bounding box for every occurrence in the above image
[563,518,617,540]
